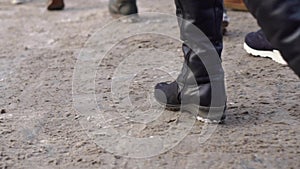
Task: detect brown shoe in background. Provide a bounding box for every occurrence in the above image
[47,0,64,11]
[224,0,247,11]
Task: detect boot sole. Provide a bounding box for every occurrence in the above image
[181,104,226,124]
[109,13,139,23]
[243,42,287,65]
[159,102,226,124]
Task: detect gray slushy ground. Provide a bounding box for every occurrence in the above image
[0,0,299,168]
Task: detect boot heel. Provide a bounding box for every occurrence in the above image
[182,104,226,124]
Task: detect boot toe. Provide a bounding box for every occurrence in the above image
[154,82,181,108]
[154,88,167,105]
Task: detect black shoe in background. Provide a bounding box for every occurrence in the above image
[243,29,287,64]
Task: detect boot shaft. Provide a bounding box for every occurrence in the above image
[175,0,226,107]
[175,0,224,57]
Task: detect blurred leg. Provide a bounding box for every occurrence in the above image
[108,0,137,16]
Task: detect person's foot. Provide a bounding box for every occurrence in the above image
[154,81,226,124]
[11,0,25,5]
[47,0,64,11]
[222,10,230,35]
[108,0,138,16]
[243,29,287,65]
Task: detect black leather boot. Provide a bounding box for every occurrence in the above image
[154,0,227,123]
[108,0,138,16]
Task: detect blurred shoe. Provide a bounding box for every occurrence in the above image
[108,0,138,16]
[224,0,247,11]
[11,0,25,5]
[244,29,287,65]
[47,0,64,11]
[222,10,230,35]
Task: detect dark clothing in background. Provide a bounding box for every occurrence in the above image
[244,0,300,77]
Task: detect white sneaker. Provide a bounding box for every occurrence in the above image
[244,29,287,65]
[11,0,25,5]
